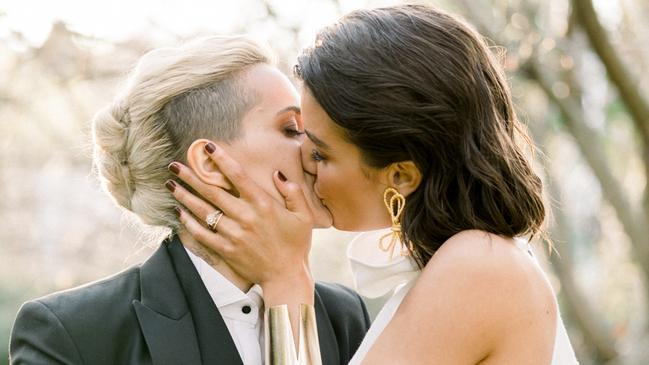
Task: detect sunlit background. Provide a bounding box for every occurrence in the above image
[1,0,648,364]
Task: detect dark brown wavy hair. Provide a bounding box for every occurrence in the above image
[295,4,546,268]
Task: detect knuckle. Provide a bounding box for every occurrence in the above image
[305,210,315,222]
[193,228,209,242]
[211,147,223,158]
[207,144,224,159]
[220,245,231,256]
[172,188,184,200]
[204,189,223,205]
[301,213,314,227]
[230,228,247,244]
[221,243,235,257]
[230,166,246,181]
[239,212,256,229]
[286,183,301,194]
[256,199,271,213]
[177,214,187,227]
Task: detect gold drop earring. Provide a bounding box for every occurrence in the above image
[379,187,412,259]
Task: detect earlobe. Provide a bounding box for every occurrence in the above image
[387,161,422,198]
[186,139,230,188]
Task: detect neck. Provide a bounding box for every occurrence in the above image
[178,231,253,292]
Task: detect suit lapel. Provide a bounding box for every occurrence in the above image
[133,303,201,365]
[134,236,342,365]
[133,238,202,365]
[167,236,244,365]
[314,288,341,365]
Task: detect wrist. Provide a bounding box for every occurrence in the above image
[262,264,315,307]
[262,262,313,289]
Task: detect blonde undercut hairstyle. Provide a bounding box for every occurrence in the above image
[92,35,272,231]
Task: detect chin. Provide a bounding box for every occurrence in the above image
[312,207,334,229]
[330,212,390,232]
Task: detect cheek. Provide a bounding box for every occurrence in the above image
[233,135,300,201]
[313,165,336,199]
[275,141,303,178]
[300,143,317,176]
[318,164,389,231]
[317,165,359,212]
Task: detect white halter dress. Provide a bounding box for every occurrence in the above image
[346,229,579,365]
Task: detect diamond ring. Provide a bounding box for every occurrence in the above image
[206,209,224,231]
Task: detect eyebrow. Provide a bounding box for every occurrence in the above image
[276,106,301,116]
[305,129,329,149]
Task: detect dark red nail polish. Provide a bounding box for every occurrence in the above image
[174,206,182,217]
[277,171,287,182]
[168,162,180,175]
[205,143,216,154]
[165,180,176,192]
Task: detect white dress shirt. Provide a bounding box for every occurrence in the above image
[185,247,265,365]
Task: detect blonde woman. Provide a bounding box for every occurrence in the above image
[9,36,369,365]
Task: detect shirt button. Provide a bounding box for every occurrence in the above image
[242,305,252,314]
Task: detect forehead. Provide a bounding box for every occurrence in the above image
[243,64,299,109]
[300,87,340,139]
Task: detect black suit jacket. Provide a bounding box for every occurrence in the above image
[9,236,370,364]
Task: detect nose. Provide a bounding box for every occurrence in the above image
[300,139,317,176]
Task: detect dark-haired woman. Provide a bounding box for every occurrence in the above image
[169,4,579,364]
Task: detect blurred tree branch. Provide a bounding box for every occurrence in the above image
[572,0,649,152]
[458,0,649,254]
[460,0,649,297]
[523,59,649,269]
[523,49,628,365]
[530,117,619,362]
[573,0,649,245]
[457,0,648,361]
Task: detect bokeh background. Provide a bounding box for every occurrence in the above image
[1,0,648,363]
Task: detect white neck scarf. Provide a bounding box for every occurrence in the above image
[346,228,420,299]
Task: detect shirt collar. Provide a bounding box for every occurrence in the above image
[184,247,264,325]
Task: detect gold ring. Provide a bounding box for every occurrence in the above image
[206,209,224,231]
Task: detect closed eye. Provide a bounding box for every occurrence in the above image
[285,127,305,137]
[311,149,326,162]
[283,118,305,138]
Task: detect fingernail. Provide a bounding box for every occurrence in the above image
[277,171,287,182]
[168,162,180,175]
[174,206,182,218]
[165,180,176,192]
[205,142,216,154]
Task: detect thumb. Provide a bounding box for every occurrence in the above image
[273,171,310,215]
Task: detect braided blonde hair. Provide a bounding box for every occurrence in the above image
[92,35,272,230]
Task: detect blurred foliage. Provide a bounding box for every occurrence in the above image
[1,0,648,364]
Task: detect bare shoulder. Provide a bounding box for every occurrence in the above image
[420,230,550,292]
[361,230,557,364]
[407,230,556,347]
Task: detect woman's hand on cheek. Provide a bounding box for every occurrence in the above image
[166,143,315,288]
